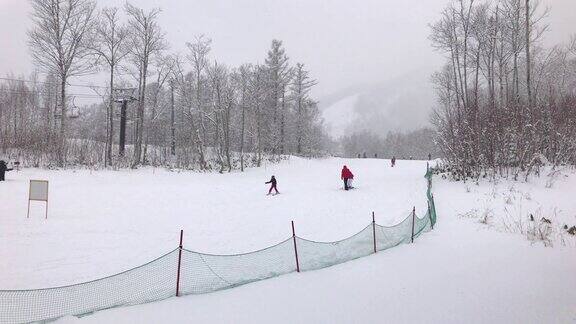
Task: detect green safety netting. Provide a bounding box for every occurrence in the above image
[0,168,438,324]
[0,249,179,324]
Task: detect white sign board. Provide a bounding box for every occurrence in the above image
[28,180,49,219]
[29,180,49,201]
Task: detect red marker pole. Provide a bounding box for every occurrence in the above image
[411,207,416,243]
[291,221,300,272]
[372,212,377,253]
[176,230,183,297]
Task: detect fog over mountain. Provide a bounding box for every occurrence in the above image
[321,68,436,139]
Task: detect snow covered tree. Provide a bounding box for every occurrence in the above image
[264,40,292,154]
[28,0,97,164]
[430,0,574,179]
[290,63,317,154]
[4,3,328,170]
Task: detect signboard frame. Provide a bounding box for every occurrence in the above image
[27,179,49,219]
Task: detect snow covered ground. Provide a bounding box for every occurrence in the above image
[1,158,575,323]
[0,157,426,290]
[438,167,576,248]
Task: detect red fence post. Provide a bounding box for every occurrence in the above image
[372,212,377,253]
[291,221,300,272]
[176,229,183,297]
[411,207,416,243]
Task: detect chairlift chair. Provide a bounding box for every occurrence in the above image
[68,97,80,119]
[53,96,80,119]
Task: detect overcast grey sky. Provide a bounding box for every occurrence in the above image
[0,0,574,101]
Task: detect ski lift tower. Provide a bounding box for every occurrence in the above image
[113,88,137,157]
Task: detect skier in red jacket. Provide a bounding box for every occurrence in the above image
[341,165,354,190]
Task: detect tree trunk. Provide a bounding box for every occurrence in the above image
[133,62,148,168]
[106,68,114,167]
[240,88,246,172]
[170,81,176,156]
[59,75,67,165]
[280,87,286,154]
[525,0,532,108]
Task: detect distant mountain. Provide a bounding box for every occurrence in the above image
[320,68,436,139]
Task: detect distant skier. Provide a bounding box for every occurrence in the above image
[0,160,13,181]
[265,175,279,195]
[341,165,354,190]
[391,156,396,167]
[428,153,431,161]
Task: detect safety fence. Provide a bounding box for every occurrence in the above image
[0,168,437,324]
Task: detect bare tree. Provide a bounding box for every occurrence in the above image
[92,6,129,167]
[28,0,97,164]
[430,0,574,179]
[143,56,172,163]
[125,3,166,167]
[186,35,212,150]
[233,64,253,171]
[525,0,532,107]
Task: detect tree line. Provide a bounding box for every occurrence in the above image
[430,0,576,180]
[340,128,439,160]
[0,0,328,170]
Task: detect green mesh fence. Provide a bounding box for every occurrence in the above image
[296,225,375,271]
[425,167,437,228]
[179,239,296,294]
[0,168,438,324]
[0,249,179,324]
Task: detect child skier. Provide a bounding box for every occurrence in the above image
[265,175,279,195]
[0,160,13,181]
[341,165,354,190]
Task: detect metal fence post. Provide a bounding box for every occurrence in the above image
[372,212,377,253]
[291,221,300,272]
[176,229,183,297]
[411,207,416,243]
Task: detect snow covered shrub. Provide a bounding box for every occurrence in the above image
[457,209,479,219]
[479,208,494,225]
[501,206,526,236]
[545,169,563,188]
[526,217,553,247]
